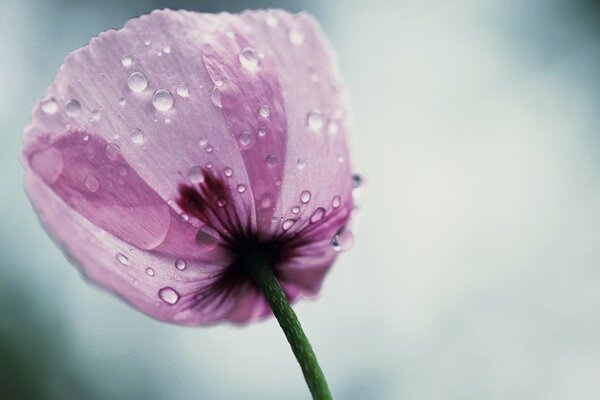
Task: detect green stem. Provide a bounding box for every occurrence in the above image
[245,252,333,400]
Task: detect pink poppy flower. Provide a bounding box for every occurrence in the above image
[22,9,355,326]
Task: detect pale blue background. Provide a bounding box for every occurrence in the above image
[1,0,600,399]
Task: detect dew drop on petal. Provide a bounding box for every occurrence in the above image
[198,137,208,146]
[237,184,246,193]
[158,287,180,305]
[266,154,278,167]
[260,194,273,209]
[238,47,260,70]
[332,195,341,209]
[118,97,126,106]
[259,105,270,118]
[152,89,174,111]
[163,45,171,54]
[41,98,58,115]
[130,129,144,145]
[83,174,99,192]
[211,86,222,108]
[289,29,305,45]
[121,55,133,67]
[175,259,186,270]
[217,198,227,207]
[300,190,311,204]
[297,159,306,169]
[104,143,120,161]
[65,99,81,118]
[145,267,155,276]
[116,253,130,265]
[176,84,189,97]
[291,206,300,214]
[224,167,233,177]
[205,145,214,153]
[258,127,267,137]
[332,227,354,252]
[239,131,253,149]
[128,72,148,92]
[307,109,324,130]
[282,219,296,231]
[195,226,220,251]
[310,208,326,224]
[90,109,101,122]
[187,166,204,184]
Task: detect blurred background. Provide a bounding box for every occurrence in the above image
[1,0,600,399]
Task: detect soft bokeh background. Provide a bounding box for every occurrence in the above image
[2,0,600,398]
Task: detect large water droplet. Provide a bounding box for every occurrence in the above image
[41,98,58,115]
[289,29,305,45]
[158,287,180,305]
[83,174,99,192]
[259,105,270,118]
[332,227,354,252]
[239,47,260,70]
[300,190,311,204]
[266,154,278,167]
[282,219,296,230]
[310,207,326,224]
[104,143,120,161]
[176,84,189,98]
[121,55,133,67]
[175,259,187,270]
[152,89,173,111]
[195,226,220,251]
[130,129,144,145]
[116,253,130,265]
[211,86,222,108]
[65,99,81,118]
[307,109,324,130]
[128,72,148,92]
[188,166,204,184]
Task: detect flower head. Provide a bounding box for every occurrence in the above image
[22,9,355,324]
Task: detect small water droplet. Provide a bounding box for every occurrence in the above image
[332,195,341,209]
[195,226,220,251]
[300,190,311,204]
[118,97,126,106]
[198,137,208,146]
[260,194,273,209]
[205,145,214,153]
[176,84,189,97]
[310,208,326,224]
[258,127,267,137]
[332,227,354,252]
[152,89,174,111]
[217,197,227,207]
[116,253,130,265]
[158,287,179,305]
[297,159,306,169]
[239,131,254,149]
[211,86,222,108]
[145,267,155,276]
[205,162,213,169]
[259,105,270,118]
[130,129,144,145]
[289,29,305,45]
[291,206,300,214]
[307,109,324,130]
[128,72,148,92]
[65,99,81,118]
[224,167,233,177]
[188,166,204,183]
[41,98,58,115]
[237,184,246,193]
[121,55,133,67]
[104,143,120,161]
[163,45,171,54]
[238,47,260,70]
[175,259,186,270]
[83,174,99,192]
[266,154,278,167]
[144,39,151,46]
[214,80,224,87]
[282,219,296,230]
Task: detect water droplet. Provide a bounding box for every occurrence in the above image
[291,206,300,214]
[145,267,155,276]
[310,207,326,223]
[116,253,130,265]
[65,99,81,118]
[144,39,151,46]
[237,184,246,193]
[121,55,133,67]
[176,84,189,97]
[289,29,305,45]
[307,109,324,130]
[128,72,148,92]
[239,131,254,149]
[195,226,220,251]
[188,166,204,183]
[41,98,58,114]
[130,129,144,145]
[198,137,208,146]
[83,174,99,192]
[217,197,227,207]
[104,143,120,161]
[214,80,224,87]
[332,227,354,252]
[118,97,126,106]
[332,195,341,209]
[259,105,270,118]
[300,190,311,204]
[89,109,101,122]
[211,86,222,108]
[205,145,214,153]
[175,259,186,270]
[297,159,306,169]
[152,89,173,111]
[260,194,273,209]
[266,154,278,167]
[258,127,267,137]
[158,287,180,305]
[224,167,233,177]
[282,219,296,231]
[238,47,260,70]
[163,45,171,54]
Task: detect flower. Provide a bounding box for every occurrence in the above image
[22,9,355,325]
